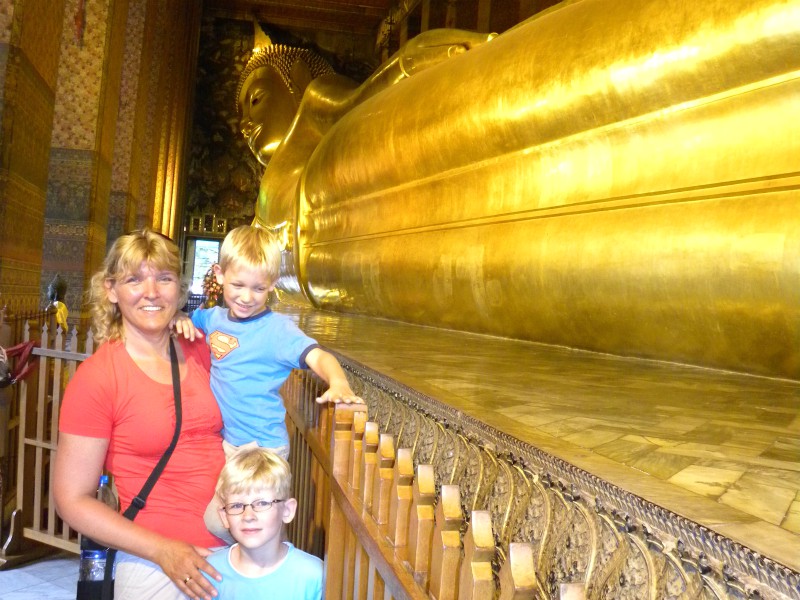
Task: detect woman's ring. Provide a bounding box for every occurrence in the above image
[184,576,192,584]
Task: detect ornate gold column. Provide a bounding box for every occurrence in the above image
[0,1,66,313]
[149,0,199,243]
[41,0,129,314]
[108,0,148,243]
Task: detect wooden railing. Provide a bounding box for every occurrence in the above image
[283,368,574,599]
[0,306,64,549]
[282,359,800,600]
[1,323,91,563]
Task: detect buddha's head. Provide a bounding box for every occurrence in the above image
[236,39,333,166]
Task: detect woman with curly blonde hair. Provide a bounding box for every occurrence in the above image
[54,228,225,600]
[87,229,187,344]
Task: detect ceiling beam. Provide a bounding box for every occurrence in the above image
[204,0,391,36]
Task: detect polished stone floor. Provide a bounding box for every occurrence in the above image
[0,552,78,599]
[282,303,800,573]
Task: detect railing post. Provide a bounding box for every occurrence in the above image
[498,543,538,600]
[371,434,395,528]
[325,404,362,600]
[343,409,367,600]
[407,463,436,590]
[349,409,368,490]
[458,510,495,600]
[354,422,379,600]
[388,447,414,547]
[359,422,379,512]
[429,484,463,600]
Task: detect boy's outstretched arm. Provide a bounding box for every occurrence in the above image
[305,347,364,405]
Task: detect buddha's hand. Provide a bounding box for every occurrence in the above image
[399,29,496,77]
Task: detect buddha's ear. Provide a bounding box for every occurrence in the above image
[290,59,314,96]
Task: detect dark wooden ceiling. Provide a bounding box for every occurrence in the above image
[203,0,395,37]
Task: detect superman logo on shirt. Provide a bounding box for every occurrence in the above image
[209,331,239,360]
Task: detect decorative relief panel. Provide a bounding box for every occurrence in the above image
[46,148,94,220]
[185,17,259,230]
[339,357,800,600]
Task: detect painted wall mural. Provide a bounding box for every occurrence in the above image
[185,17,260,232]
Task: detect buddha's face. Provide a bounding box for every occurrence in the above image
[238,66,299,166]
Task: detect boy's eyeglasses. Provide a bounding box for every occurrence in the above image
[222,499,284,515]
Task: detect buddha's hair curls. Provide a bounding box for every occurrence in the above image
[236,44,334,112]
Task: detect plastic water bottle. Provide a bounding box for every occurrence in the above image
[77,475,118,600]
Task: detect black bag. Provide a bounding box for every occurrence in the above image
[76,339,183,600]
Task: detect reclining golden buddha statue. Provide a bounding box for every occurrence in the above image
[237,0,800,381]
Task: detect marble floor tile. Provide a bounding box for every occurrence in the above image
[513,412,567,427]
[655,416,708,434]
[787,414,800,432]
[624,435,682,448]
[782,494,800,533]
[761,437,800,462]
[668,465,744,499]
[719,474,796,525]
[563,428,624,449]
[680,423,737,445]
[0,553,78,600]
[658,442,765,462]
[591,437,657,464]
[538,417,600,438]
[718,441,772,458]
[627,449,698,480]
[0,569,45,594]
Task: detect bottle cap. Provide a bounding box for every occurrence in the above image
[99,474,109,486]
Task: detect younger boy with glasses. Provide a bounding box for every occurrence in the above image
[203,447,323,599]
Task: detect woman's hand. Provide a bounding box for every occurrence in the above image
[153,540,220,600]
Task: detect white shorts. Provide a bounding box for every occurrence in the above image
[114,552,185,600]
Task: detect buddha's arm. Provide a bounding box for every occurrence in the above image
[355,29,495,107]
[254,31,492,232]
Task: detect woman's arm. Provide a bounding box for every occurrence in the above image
[53,432,221,600]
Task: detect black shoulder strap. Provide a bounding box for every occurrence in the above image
[102,338,183,599]
[122,338,183,520]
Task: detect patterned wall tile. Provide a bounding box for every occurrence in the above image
[0,1,61,313]
[0,171,46,312]
[17,0,65,88]
[46,148,94,221]
[108,190,132,243]
[0,1,13,44]
[52,0,111,149]
[13,53,56,188]
[111,0,146,192]
[41,220,91,311]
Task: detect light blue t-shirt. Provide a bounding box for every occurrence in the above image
[205,542,323,599]
[191,307,318,447]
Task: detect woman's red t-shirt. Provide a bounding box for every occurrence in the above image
[60,337,225,547]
